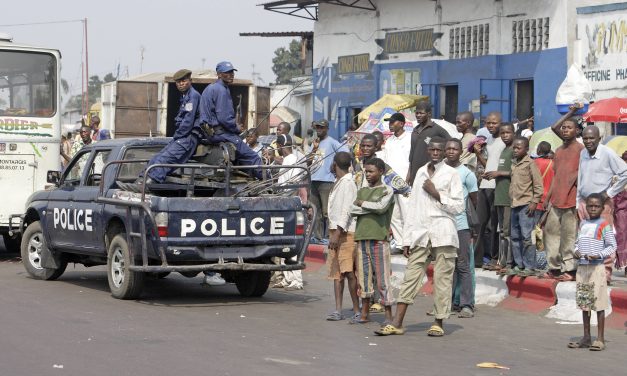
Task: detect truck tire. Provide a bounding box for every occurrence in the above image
[235,271,271,297]
[3,233,22,252]
[107,233,144,300]
[20,221,67,280]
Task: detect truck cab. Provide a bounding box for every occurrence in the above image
[19,138,313,299]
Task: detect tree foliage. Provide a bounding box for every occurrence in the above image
[272,39,302,85]
[65,73,116,110]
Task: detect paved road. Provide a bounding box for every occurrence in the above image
[0,251,625,376]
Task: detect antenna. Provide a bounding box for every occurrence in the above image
[251,64,265,85]
[201,58,206,69]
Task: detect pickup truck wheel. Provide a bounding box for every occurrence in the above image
[107,233,144,299]
[235,271,271,297]
[20,221,67,280]
[3,233,22,252]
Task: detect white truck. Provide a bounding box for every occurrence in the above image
[100,71,271,138]
[0,33,62,250]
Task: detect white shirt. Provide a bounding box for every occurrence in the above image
[403,161,464,249]
[278,151,306,185]
[382,131,412,179]
[479,137,505,189]
[328,173,357,232]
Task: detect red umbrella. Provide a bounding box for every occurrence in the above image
[583,97,627,123]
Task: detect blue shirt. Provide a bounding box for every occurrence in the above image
[311,136,348,182]
[172,87,201,140]
[455,164,478,230]
[577,144,627,203]
[199,79,238,134]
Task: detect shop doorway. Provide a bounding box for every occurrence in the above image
[440,85,459,123]
[514,80,534,122]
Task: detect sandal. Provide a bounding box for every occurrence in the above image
[539,271,559,279]
[374,324,404,336]
[567,340,591,349]
[348,314,369,324]
[427,324,445,337]
[369,303,384,313]
[326,311,343,321]
[589,340,605,351]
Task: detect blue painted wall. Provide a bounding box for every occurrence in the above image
[313,47,568,140]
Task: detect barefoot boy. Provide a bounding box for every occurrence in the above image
[568,193,616,351]
[326,152,360,321]
[350,158,395,323]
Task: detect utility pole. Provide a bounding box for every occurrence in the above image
[139,45,146,74]
[83,17,89,119]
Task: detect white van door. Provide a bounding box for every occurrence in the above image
[0,154,35,225]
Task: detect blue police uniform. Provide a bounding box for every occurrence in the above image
[146,86,201,183]
[199,79,262,178]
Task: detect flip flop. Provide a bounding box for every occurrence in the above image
[567,340,591,349]
[374,324,405,336]
[427,324,444,337]
[589,340,605,351]
[369,303,384,313]
[326,311,343,321]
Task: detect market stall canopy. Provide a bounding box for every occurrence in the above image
[603,136,627,155]
[529,127,563,153]
[268,106,301,128]
[583,97,627,123]
[357,94,429,124]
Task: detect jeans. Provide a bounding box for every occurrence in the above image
[452,230,473,308]
[496,206,512,267]
[511,205,536,270]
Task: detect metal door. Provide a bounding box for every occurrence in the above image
[480,79,511,122]
[419,84,438,118]
[114,81,159,138]
[255,86,271,135]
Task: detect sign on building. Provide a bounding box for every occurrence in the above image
[577,3,627,97]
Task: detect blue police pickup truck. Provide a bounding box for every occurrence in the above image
[17,138,314,299]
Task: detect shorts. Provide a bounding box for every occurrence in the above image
[327,232,356,280]
[576,263,609,311]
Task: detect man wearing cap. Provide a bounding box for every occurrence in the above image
[199,61,262,178]
[309,119,349,243]
[118,69,202,191]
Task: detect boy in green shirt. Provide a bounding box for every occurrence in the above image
[350,158,395,324]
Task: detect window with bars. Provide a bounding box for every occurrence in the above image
[512,17,549,53]
[449,23,489,59]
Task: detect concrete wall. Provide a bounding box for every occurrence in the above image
[311,0,576,140]
[270,84,313,137]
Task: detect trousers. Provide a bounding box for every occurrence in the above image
[146,134,198,183]
[209,132,262,178]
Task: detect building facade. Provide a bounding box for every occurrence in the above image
[282,0,623,140]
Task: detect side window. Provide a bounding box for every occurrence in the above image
[117,146,163,181]
[63,151,91,186]
[86,150,112,186]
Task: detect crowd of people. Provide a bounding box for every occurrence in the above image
[59,115,111,170]
[290,100,627,350]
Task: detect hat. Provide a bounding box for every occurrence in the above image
[386,112,405,124]
[216,61,237,73]
[313,119,329,127]
[276,134,293,146]
[173,69,192,81]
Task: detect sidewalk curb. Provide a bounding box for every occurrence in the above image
[500,276,558,313]
[608,288,627,329]
[304,244,326,272]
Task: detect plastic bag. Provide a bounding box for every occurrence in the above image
[555,64,593,104]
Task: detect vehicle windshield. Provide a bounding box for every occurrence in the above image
[0,50,57,117]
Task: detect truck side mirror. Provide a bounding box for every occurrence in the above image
[47,170,61,185]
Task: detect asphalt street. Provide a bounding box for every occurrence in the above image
[0,241,625,376]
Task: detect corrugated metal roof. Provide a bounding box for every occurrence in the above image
[125,69,253,85]
[240,31,313,37]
